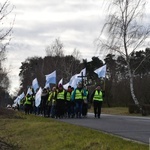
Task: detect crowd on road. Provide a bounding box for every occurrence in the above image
[18,83,104,119]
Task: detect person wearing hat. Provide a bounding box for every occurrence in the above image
[91,85,104,118]
[56,84,66,118]
[65,85,73,118]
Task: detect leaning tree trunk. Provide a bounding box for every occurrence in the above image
[128,64,139,105]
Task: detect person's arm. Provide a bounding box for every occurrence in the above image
[64,90,67,100]
[87,90,90,102]
[82,89,86,97]
[54,91,57,100]
[71,89,76,101]
[102,90,105,98]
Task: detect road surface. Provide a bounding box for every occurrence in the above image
[59,113,150,144]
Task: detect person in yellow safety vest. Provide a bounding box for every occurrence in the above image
[30,94,35,114]
[24,94,32,115]
[47,86,57,118]
[47,89,52,117]
[65,86,72,118]
[56,84,66,118]
[91,85,104,118]
[19,98,24,111]
[71,82,85,118]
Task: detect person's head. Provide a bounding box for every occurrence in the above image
[84,86,88,90]
[77,82,82,89]
[58,84,63,90]
[68,85,72,92]
[96,85,101,90]
[43,88,47,93]
[46,87,50,91]
[52,86,56,91]
[27,94,30,97]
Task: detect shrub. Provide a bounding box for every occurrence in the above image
[141,104,150,116]
[128,104,141,114]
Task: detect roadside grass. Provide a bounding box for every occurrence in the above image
[102,107,130,115]
[0,109,148,150]
[89,106,148,116]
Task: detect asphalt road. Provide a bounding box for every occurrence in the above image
[59,113,150,144]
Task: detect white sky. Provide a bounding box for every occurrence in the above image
[3,0,107,95]
[2,0,150,95]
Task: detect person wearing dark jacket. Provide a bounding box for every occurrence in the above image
[91,85,104,118]
[41,88,49,117]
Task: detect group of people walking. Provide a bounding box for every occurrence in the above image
[19,83,104,119]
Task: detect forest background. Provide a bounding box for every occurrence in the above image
[1,39,150,108]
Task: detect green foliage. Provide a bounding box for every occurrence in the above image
[141,104,150,116]
[128,104,141,114]
[18,49,150,107]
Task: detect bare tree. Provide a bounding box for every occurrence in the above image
[0,1,14,92]
[98,0,150,105]
[45,38,64,57]
[71,48,82,61]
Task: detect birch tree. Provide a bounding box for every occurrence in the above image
[0,1,14,92]
[98,0,150,105]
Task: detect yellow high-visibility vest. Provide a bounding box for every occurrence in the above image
[66,92,71,101]
[57,90,65,100]
[24,96,32,105]
[75,89,83,100]
[93,90,103,101]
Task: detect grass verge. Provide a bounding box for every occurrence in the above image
[0,108,148,150]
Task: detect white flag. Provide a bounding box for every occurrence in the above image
[45,70,56,84]
[27,87,33,95]
[58,78,63,86]
[14,96,20,104]
[44,83,50,89]
[32,78,39,93]
[18,92,25,105]
[77,68,86,81]
[19,92,25,100]
[35,87,42,107]
[94,65,106,78]
[63,82,69,90]
[69,74,81,89]
[69,74,76,85]
[80,68,86,76]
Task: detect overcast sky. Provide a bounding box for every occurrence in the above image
[3,0,107,94]
[2,0,150,95]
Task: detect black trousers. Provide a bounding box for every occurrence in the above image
[24,104,31,114]
[93,101,103,118]
[82,103,88,116]
[56,100,66,118]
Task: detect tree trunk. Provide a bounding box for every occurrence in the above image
[128,64,139,105]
